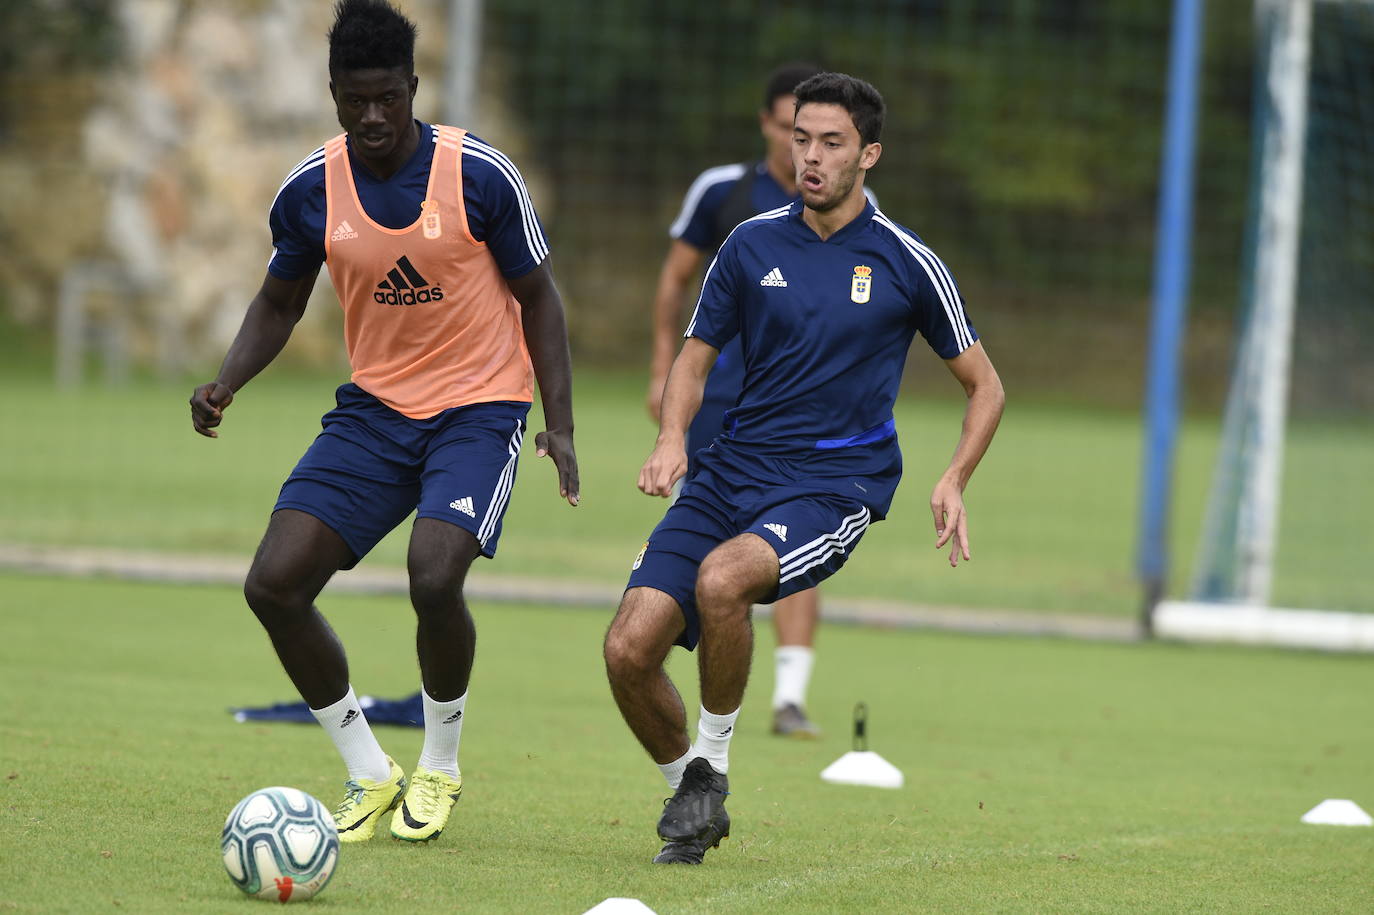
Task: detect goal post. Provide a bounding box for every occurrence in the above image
[1153,0,1374,650]
[1138,0,1205,630]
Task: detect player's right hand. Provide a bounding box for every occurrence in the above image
[190,382,234,438]
[637,440,687,498]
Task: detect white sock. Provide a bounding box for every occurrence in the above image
[417,690,466,778]
[772,646,815,709]
[657,749,693,790]
[692,706,740,775]
[310,686,391,783]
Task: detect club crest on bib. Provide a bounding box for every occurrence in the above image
[421,199,442,240]
[851,265,873,304]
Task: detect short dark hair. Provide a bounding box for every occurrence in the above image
[763,62,823,110]
[328,0,417,77]
[793,72,885,146]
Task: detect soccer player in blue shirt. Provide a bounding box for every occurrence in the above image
[605,73,1005,865]
[646,63,877,740]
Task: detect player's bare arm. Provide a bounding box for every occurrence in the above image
[931,340,1004,567]
[508,260,580,506]
[189,267,320,438]
[639,336,718,497]
[646,239,706,421]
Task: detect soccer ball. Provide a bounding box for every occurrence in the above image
[221,787,338,903]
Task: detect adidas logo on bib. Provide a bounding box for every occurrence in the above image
[759,267,788,287]
[375,255,445,306]
[331,220,358,241]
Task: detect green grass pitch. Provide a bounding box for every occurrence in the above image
[3,370,1371,615]
[3,573,1373,913]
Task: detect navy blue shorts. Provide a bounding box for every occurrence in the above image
[275,384,529,567]
[626,439,898,649]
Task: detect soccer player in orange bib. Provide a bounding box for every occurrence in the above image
[189,0,577,844]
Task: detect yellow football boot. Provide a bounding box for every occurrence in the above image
[390,767,463,842]
[331,757,406,843]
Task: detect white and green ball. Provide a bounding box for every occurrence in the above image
[221,787,338,902]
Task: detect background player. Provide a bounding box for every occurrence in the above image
[646,63,877,738]
[606,72,1004,864]
[189,0,577,845]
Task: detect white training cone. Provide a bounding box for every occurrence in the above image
[820,703,904,789]
[582,899,658,915]
[821,750,905,789]
[1300,799,1372,826]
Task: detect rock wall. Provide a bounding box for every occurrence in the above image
[0,0,513,376]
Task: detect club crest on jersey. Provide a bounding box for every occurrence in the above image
[851,265,873,304]
[631,540,649,571]
[421,199,442,240]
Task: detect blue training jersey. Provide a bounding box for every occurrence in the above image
[671,162,796,412]
[686,199,976,456]
[267,121,548,281]
[671,162,795,254]
[670,163,880,415]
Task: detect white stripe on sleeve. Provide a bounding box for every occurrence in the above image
[684,205,791,339]
[268,146,326,214]
[669,163,748,239]
[462,136,550,264]
[873,212,973,352]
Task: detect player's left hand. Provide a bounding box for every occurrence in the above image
[535,429,579,506]
[190,382,234,437]
[930,477,971,567]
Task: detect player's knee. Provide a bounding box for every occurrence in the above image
[603,596,674,679]
[697,544,776,617]
[695,558,748,619]
[602,627,636,677]
[408,565,465,615]
[243,567,310,627]
[603,625,661,681]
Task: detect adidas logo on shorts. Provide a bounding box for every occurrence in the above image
[375,255,445,306]
[449,496,476,518]
[763,522,788,542]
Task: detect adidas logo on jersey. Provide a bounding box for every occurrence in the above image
[449,496,476,518]
[759,267,788,287]
[375,255,445,306]
[331,220,359,241]
[763,522,788,542]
